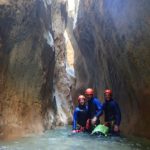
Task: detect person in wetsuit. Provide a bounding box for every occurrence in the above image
[85,88,103,132]
[72,95,88,133]
[102,89,121,135]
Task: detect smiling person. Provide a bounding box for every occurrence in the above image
[103,89,121,135]
[72,95,88,133]
[85,88,103,132]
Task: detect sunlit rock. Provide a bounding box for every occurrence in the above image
[0,0,74,140]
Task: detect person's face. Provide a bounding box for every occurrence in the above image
[105,93,111,101]
[85,94,93,101]
[79,99,85,105]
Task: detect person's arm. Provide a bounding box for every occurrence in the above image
[95,99,103,117]
[113,101,121,126]
[72,108,79,130]
[91,99,103,125]
[102,102,106,111]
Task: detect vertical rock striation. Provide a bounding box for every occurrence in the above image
[0,0,55,139]
[51,0,73,126]
[0,0,74,140]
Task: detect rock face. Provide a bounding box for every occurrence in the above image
[0,0,73,140]
[74,0,150,138]
[51,0,73,126]
[1,0,150,140]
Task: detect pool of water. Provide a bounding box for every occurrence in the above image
[0,126,150,150]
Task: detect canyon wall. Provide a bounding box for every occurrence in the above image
[0,0,150,140]
[74,0,150,138]
[0,0,73,140]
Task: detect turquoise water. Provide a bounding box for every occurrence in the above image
[0,126,150,150]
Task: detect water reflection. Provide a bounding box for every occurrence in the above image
[0,126,150,150]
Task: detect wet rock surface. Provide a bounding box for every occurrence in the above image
[0,0,73,140]
[0,0,55,140]
[74,0,150,138]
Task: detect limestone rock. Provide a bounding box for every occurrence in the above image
[74,0,150,138]
[0,0,75,140]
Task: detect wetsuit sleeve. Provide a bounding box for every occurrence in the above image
[113,102,121,126]
[72,108,78,130]
[94,99,103,117]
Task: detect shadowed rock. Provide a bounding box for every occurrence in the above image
[74,0,150,138]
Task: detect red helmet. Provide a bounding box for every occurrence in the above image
[104,89,112,95]
[78,95,85,103]
[85,88,94,95]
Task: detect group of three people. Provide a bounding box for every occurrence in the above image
[72,88,121,135]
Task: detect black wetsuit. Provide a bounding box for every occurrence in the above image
[72,105,88,130]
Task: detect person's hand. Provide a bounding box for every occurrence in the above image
[114,125,119,132]
[86,119,90,129]
[91,116,97,125]
[79,127,85,132]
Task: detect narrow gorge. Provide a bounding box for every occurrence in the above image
[0,0,150,141]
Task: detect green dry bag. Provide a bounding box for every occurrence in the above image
[91,124,109,136]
